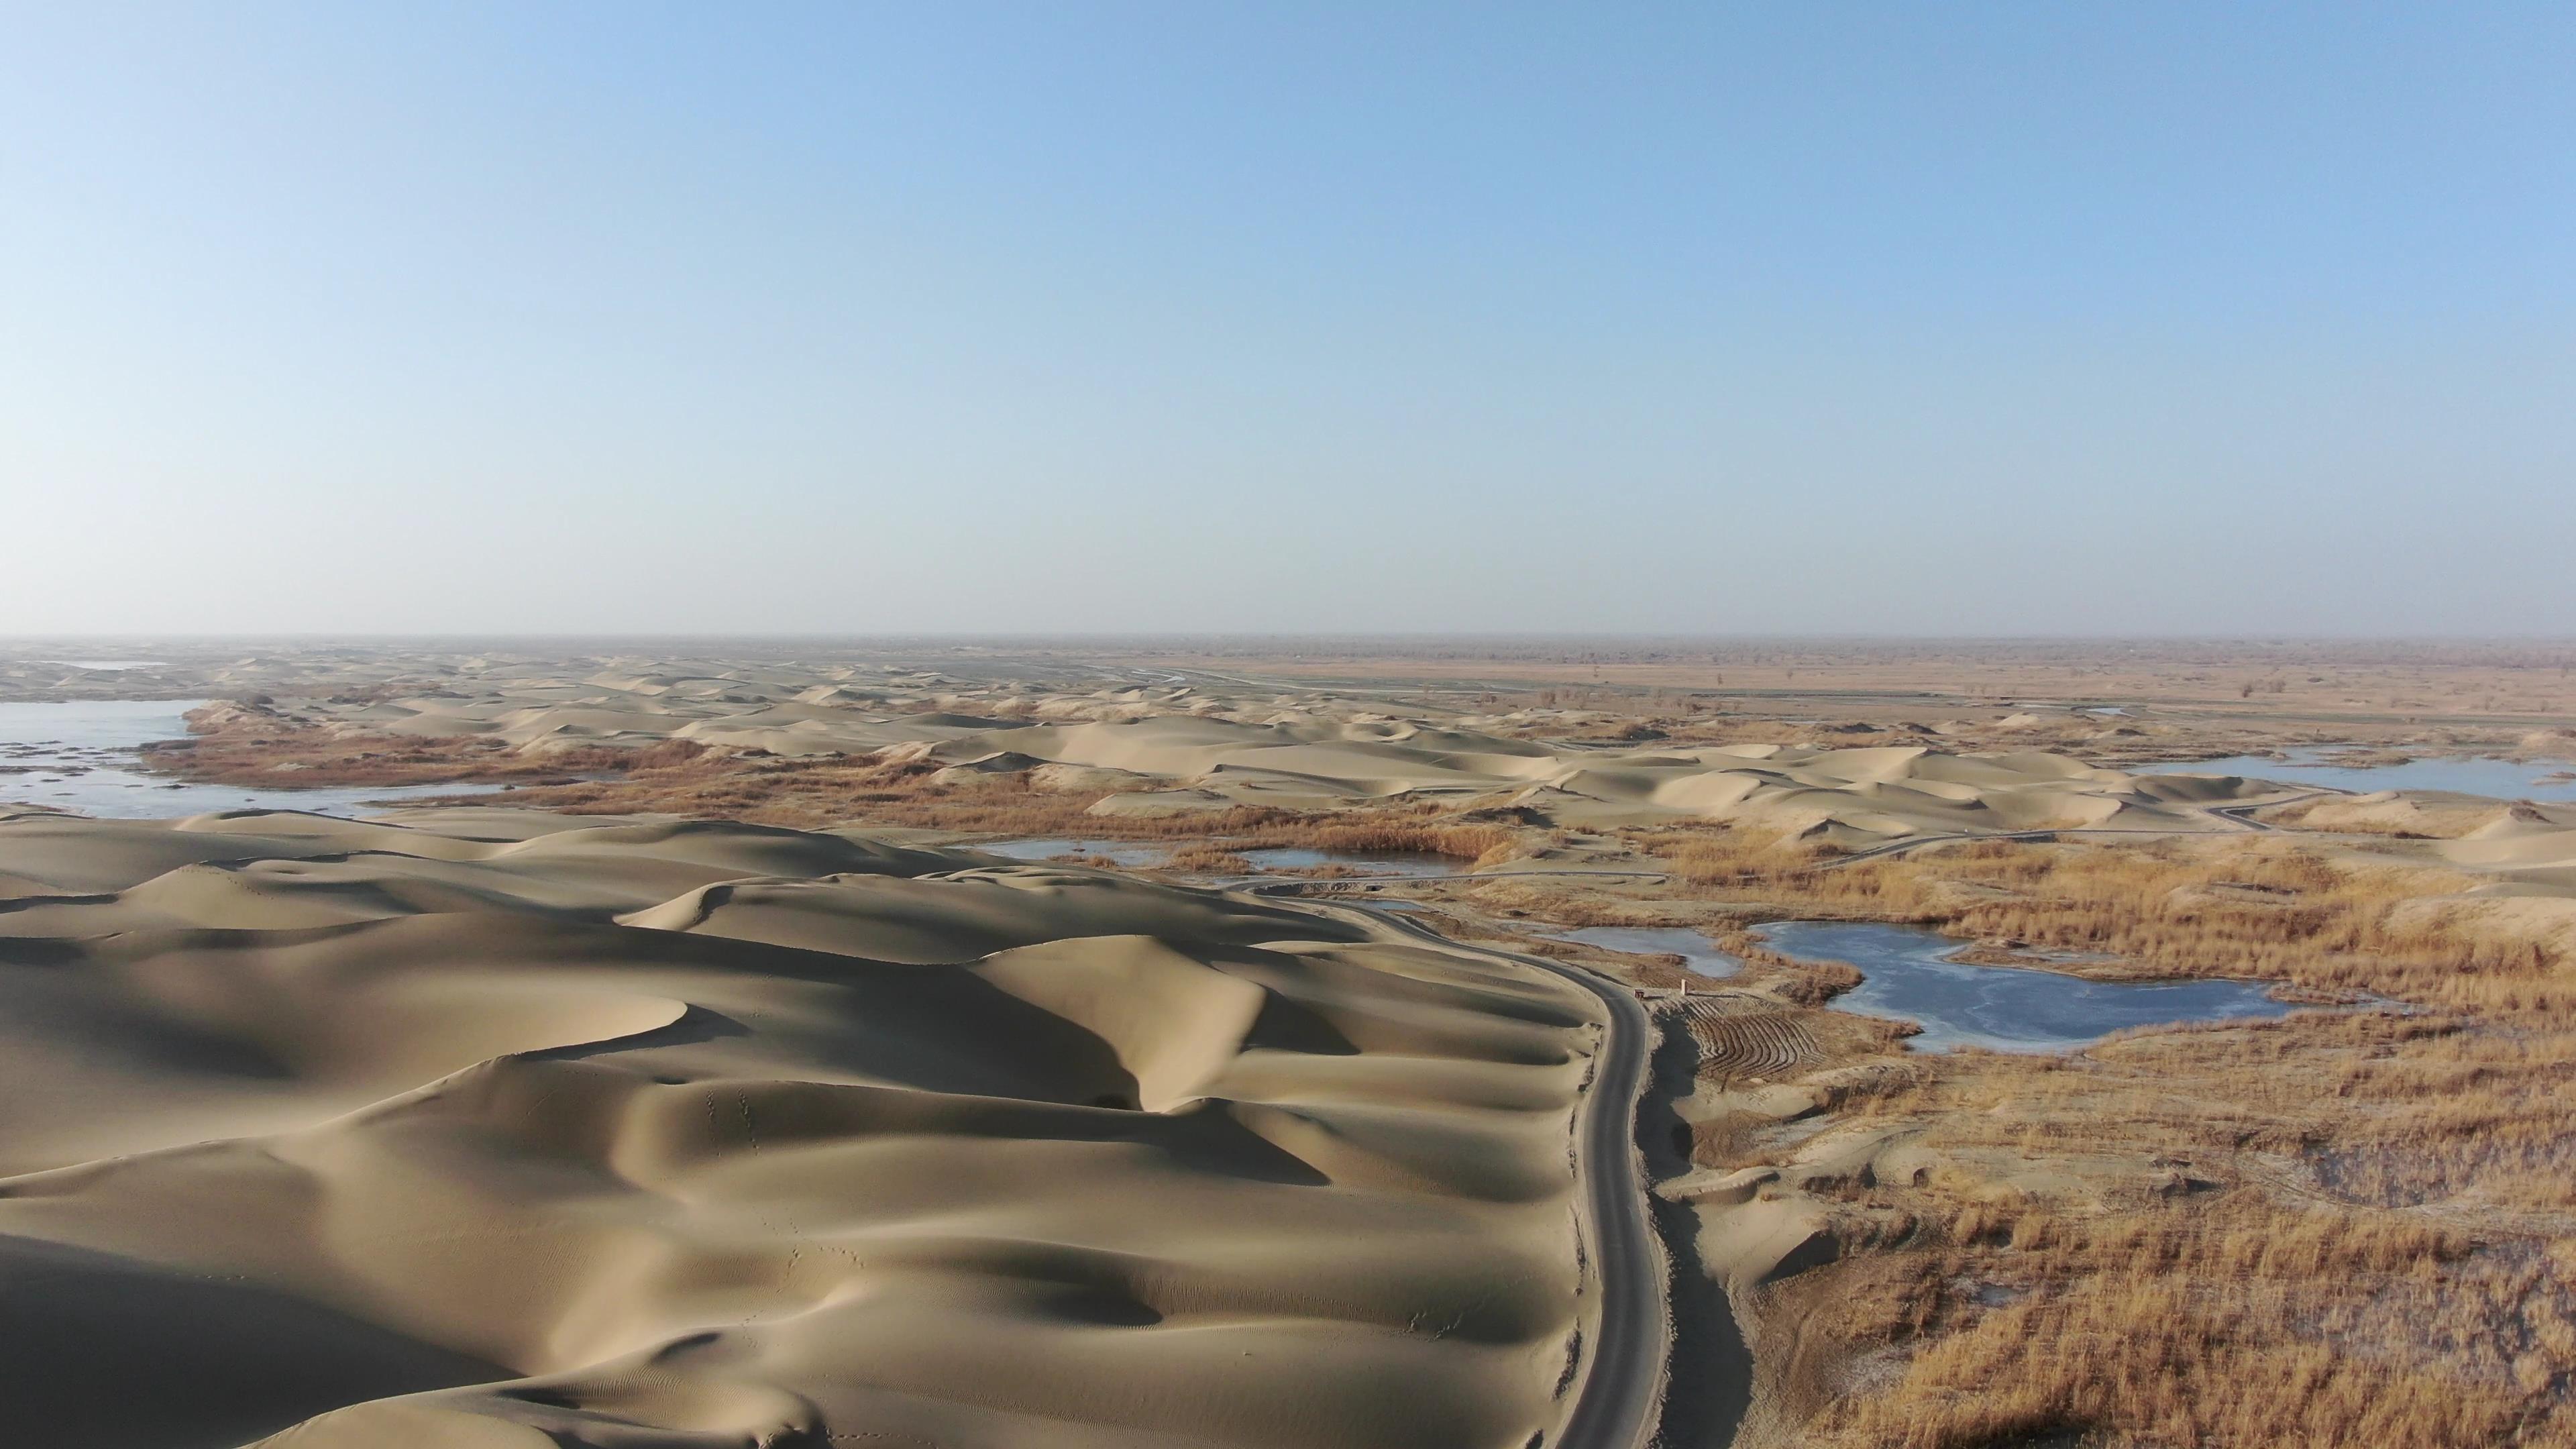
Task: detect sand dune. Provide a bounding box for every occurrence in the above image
[0,806,1604,1448]
[937,724,2273,841]
[157,661,2302,846]
[2431,803,2576,907]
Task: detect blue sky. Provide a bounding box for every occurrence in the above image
[4,4,2569,634]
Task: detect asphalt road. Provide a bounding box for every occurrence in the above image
[1226,788,2359,1442]
[1524,947,1667,1449]
[1315,900,1669,1449]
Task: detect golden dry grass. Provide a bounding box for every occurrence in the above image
[1630,825,2567,1016]
[1780,1018,2576,1448]
[146,707,2576,1445]
[1519,818,2576,1446]
[1811,1232,2542,1449]
[150,712,1539,871]
[138,716,713,786]
[333,735,1531,866]
[1159,843,1255,874]
[1626,830,2576,1448]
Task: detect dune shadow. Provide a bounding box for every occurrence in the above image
[517,1001,752,1061]
[0,1233,511,1448]
[1640,1011,1752,1448]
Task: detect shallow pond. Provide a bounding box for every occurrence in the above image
[1235,847,1455,876]
[974,838,1174,867]
[1758,920,2294,1053]
[975,839,1461,876]
[0,700,499,819]
[1540,925,1741,978]
[2141,748,2576,802]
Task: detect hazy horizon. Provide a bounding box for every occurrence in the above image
[7,626,2576,648]
[7,5,2570,635]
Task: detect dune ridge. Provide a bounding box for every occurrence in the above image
[154,664,2302,847]
[0,806,1606,1448]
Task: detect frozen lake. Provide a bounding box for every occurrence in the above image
[1760,919,2294,1053]
[0,700,497,818]
[1538,924,1741,978]
[2140,747,2576,802]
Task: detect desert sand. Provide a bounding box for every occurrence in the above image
[8,639,2575,1448]
[24,641,2568,854]
[0,805,1613,1448]
[125,665,2304,849]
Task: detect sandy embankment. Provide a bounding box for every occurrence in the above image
[0,806,1609,1448]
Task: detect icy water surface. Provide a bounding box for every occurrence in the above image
[1235,847,1454,876]
[1760,920,2294,1053]
[2141,748,2576,802]
[976,839,1460,875]
[1540,925,1741,978]
[0,700,498,818]
[975,838,1174,867]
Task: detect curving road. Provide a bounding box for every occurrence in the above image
[1234,787,2355,1443]
[1522,945,1668,1449]
[1311,898,1669,1449]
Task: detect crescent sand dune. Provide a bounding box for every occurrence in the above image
[0,805,1631,1448]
